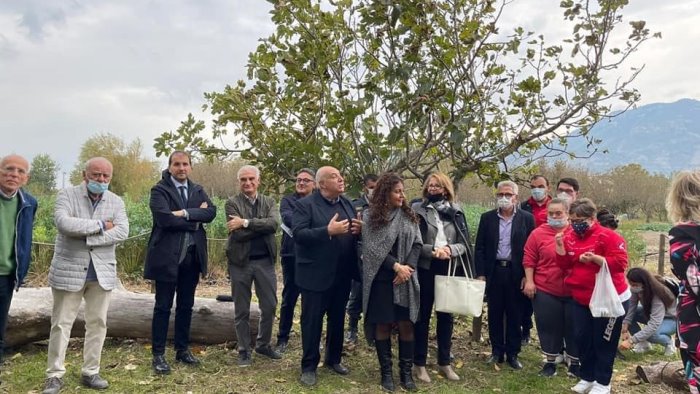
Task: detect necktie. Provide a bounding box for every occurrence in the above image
[179,186,188,206]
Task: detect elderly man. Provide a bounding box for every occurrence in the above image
[145,151,216,375]
[293,166,361,386]
[225,165,280,367]
[0,155,37,363]
[275,168,316,354]
[475,180,534,371]
[43,157,129,394]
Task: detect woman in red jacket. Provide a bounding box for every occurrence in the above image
[523,198,579,378]
[555,198,629,394]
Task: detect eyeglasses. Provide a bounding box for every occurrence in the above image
[296,178,314,184]
[427,184,444,190]
[557,188,575,195]
[496,193,515,198]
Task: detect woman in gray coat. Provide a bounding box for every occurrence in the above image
[412,172,472,382]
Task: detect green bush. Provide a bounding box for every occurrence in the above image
[636,222,672,233]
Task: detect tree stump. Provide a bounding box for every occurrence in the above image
[636,360,687,391]
[6,287,260,348]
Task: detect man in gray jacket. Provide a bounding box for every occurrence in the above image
[42,157,129,394]
[226,165,280,367]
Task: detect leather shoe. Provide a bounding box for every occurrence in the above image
[300,371,317,386]
[506,356,523,370]
[81,373,109,390]
[486,354,504,364]
[176,350,200,365]
[152,355,171,375]
[326,363,350,375]
[255,345,282,360]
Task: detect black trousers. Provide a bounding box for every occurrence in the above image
[299,276,352,372]
[277,255,300,343]
[0,275,15,360]
[520,292,534,336]
[414,263,453,366]
[486,265,522,357]
[572,299,629,386]
[346,279,362,320]
[151,247,200,356]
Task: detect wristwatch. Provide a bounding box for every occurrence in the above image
[243,219,250,228]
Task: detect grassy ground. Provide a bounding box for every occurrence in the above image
[1,222,685,393]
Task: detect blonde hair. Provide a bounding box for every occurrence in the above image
[666,171,700,223]
[422,172,455,202]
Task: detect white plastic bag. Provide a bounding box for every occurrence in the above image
[589,260,625,318]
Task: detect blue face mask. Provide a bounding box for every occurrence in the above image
[531,188,547,201]
[87,180,109,195]
[571,221,590,236]
[547,217,568,229]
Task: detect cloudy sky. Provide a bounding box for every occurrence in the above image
[0,0,697,179]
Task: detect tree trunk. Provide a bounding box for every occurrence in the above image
[636,360,688,391]
[6,287,259,348]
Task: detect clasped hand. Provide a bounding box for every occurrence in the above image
[431,246,451,260]
[393,263,414,285]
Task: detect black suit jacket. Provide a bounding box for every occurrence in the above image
[293,191,360,292]
[144,170,217,283]
[474,208,535,289]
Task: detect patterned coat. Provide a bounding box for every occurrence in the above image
[49,184,129,291]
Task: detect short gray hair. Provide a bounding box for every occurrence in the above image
[84,157,113,173]
[298,168,316,178]
[496,180,518,195]
[237,165,260,180]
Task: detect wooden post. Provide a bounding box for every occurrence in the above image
[658,233,666,275]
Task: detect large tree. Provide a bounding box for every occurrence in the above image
[71,133,160,198]
[26,153,59,196]
[154,0,656,191]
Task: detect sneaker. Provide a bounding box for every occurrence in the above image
[567,363,581,378]
[664,341,677,356]
[571,379,594,394]
[588,382,611,394]
[631,341,652,354]
[275,340,288,354]
[538,362,557,377]
[238,350,252,367]
[42,377,64,394]
[255,345,282,360]
[81,373,109,390]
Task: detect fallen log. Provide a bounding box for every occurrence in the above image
[6,287,260,348]
[636,360,687,391]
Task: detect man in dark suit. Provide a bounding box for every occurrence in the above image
[475,180,534,370]
[144,151,217,375]
[293,166,362,387]
[345,173,377,344]
[275,168,316,354]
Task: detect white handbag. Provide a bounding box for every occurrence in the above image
[434,252,485,317]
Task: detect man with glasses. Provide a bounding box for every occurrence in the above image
[225,165,280,367]
[275,168,316,354]
[43,157,129,394]
[0,155,37,364]
[346,173,377,345]
[475,180,534,371]
[556,177,580,203]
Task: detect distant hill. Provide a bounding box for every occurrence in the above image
[564,98,700,174]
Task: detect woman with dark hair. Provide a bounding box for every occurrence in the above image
[618,267,677,356]
[596,209,619,230]
[666,170,700,392]
[411,172,472,383]
[523,197,580,378]
[362,173,422,392]
[555,198,629,394]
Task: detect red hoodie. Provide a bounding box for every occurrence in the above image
[523,196,551,228]
[523,224,571,297]
[555,222,629,306]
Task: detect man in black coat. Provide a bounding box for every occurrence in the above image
[475,180,534,370]
[293,166,361,387]
[275,168,316,354]
[144,151,216,375]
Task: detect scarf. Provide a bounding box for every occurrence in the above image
[361,208,421,323]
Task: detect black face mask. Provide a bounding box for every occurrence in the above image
[427,193,444,203]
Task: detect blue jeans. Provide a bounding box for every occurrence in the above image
[628,305,676,346]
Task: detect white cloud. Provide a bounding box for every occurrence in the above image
[0,0,696,175]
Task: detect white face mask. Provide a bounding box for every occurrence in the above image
[497,197,513,210]
[557,192,572,202]
[366,189,374,198]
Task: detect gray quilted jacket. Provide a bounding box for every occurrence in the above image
[49,184,129,291]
